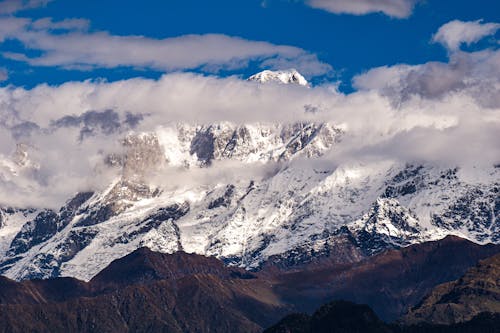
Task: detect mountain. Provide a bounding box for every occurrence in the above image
[402,252,500,325]
[0,236,497,332]
[248,69,309,86]
[264,300,500,333]
[264,300,393,333]
[266,235,500,321]
[0,70,498,282]
[0,248,288,333]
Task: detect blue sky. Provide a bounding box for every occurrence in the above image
[1,0,499,91]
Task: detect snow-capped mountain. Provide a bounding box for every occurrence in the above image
[248,69,309,86]
[0,71,498,281]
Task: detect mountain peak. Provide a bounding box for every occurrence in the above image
[248,69,308,86]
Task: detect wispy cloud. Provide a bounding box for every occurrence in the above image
[432,19,500,51]
[305,0,420,18]
[0,0,51,15]
[31,17,90,31]
[0,17,332,76]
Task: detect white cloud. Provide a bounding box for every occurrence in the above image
[354,22,500,108]
[0,0,51,14]
[306,0,419,18]
[0,17,332,76]
[0,67,498,208]
[432,19,500,51]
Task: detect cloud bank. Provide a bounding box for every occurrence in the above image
[0,69,498,208]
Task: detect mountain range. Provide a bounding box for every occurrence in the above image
[0,70,498,283]
[0,236,497,332]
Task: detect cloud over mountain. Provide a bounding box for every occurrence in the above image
[0,65,498,208]
[0,16,498,209]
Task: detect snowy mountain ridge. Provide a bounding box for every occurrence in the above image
[0,70,498,281]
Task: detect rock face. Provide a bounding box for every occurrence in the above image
[403,252,500,325]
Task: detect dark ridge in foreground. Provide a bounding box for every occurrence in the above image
[0,249,287,333]
[0,236,497,332]
[264,300,392,333]
[264,300,500,333]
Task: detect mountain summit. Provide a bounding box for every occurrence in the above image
[248,69,308,86]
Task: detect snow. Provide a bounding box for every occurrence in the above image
[2,146,499,281]
[248,69,309,86]
[0,209,37,257]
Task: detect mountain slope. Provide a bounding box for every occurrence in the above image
[264,300,500,333]
[402,252,500,325]
[269,236,500,321]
